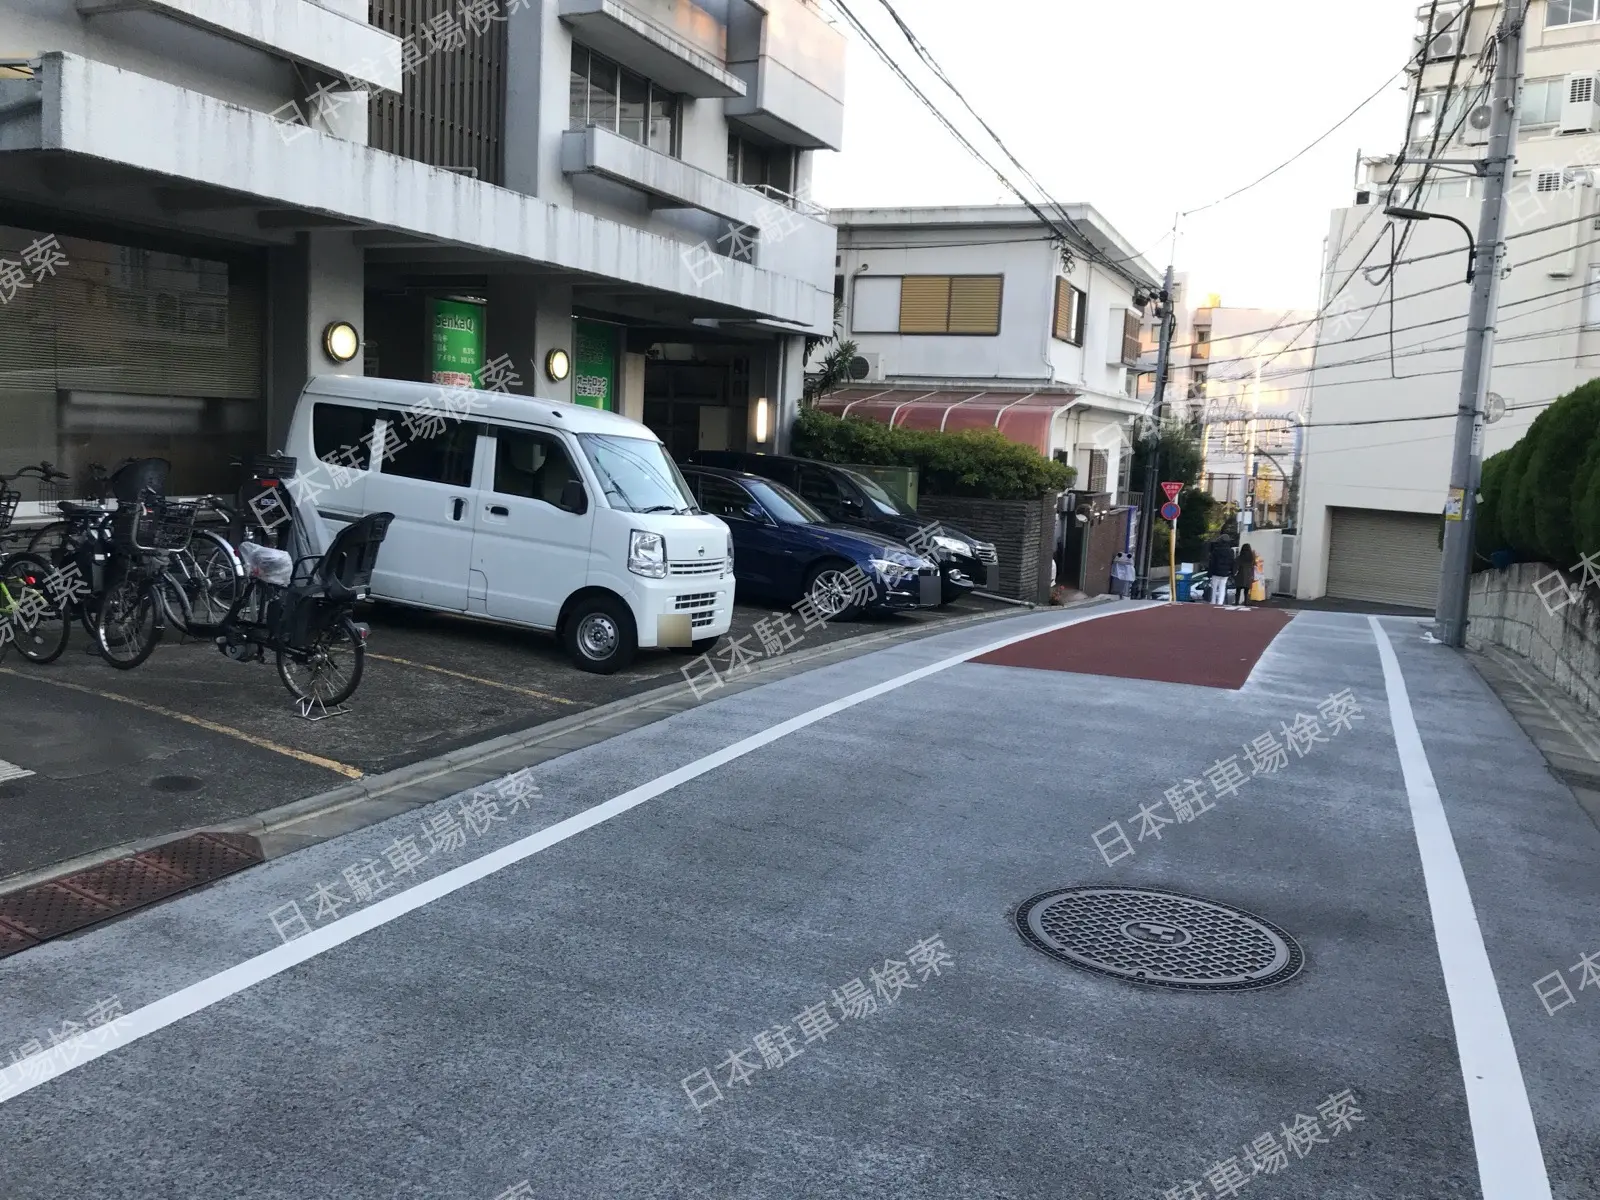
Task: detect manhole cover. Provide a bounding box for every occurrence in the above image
[1014,886,1303,991]
[148,775,204,793]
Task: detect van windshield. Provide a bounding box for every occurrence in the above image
[577,434,698,514]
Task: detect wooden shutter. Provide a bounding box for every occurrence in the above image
[948,275,1002,334]
[1121,310,1142,365]
[899,276,952,333]
[1053,278,1072,341]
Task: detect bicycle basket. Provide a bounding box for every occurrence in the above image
[120,494,198,553]
[0,487,19,534]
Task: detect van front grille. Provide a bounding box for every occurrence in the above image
[670,560,726,576]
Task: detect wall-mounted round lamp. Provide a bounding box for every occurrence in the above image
[322,321,360,364]
[545,348,571,383]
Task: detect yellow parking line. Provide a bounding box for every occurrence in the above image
[365,653,580,707]
[0,668,363,779]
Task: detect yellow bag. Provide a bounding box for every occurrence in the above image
[1249,580,1266,602]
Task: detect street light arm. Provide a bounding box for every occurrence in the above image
[1384,205,1477,283]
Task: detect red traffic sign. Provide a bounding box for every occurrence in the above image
[1161,482,1183,502]
[1160,501,1181,521]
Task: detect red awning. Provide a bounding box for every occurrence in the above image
[816,388,1079,456]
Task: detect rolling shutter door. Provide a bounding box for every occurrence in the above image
[1325,508,1442,608]
[898,276,951,333]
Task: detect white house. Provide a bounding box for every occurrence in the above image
[0,0,842,497]
[815,205,1161,501]
[1298,0,1600,607]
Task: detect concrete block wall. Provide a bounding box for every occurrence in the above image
[916,494,1057,605]
[1468,563,1600,722]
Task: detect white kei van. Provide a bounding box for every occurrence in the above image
[284,376,734,674]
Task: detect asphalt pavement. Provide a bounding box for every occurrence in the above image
[0,604,1595,1199]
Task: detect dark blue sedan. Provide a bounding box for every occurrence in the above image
[679,465,940,620]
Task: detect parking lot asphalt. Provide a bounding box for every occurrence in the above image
[0,594,1019,884]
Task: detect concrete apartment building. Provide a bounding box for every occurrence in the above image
[817,205,1161,502]
[0,0,842,501]
[1299,0,1600,607]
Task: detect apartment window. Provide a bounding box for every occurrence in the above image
[1549,0,1599,28]
[1520,78,1566,126]
[1585,264,1600,326]
[1052,278,1087,345]
[570,46,679,154]
[898,275,1004,335]
[728,134,796,197]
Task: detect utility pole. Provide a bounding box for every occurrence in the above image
[1135,263,1176,598]
[1436,0,1525,647]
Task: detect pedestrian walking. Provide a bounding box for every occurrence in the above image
[1206,534,1236,607]
[1110,551,1135,599]
[1235,543,1259,607]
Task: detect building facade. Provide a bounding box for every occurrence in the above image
[1298,0,1600,607]
[815,205,1161,502]
[0,0,842,504]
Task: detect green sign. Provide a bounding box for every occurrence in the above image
[431,298,484,388]
[572,319,618,411]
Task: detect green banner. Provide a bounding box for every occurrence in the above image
[431,298,484,388]
[572,319,618,411]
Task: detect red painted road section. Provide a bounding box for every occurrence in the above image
[972,604,1295,690]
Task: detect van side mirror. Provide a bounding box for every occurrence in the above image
[559,479,587,514]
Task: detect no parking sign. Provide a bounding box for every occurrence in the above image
[1160,501,1181,521]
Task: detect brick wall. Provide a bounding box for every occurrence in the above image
[917,494,1059,604]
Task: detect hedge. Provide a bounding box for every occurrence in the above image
[792,406,1073,500]
[1476,378,1600,568]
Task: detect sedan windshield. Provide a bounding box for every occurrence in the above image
[577,434,697,514]
[747,478,826,525]
[838,467,913,517]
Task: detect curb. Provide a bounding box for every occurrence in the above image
[1,597,1097,894]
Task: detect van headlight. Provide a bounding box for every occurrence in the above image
[628,529,667,578]
[726,536,735,578]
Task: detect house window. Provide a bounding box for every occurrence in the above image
[1520,78,1566,126]
[1549,0,1599,28]
[898,275,1003,335]
[1120,310,1142,365]
[1052,278,1087,345]
[1585,264,1600,326]
[1087,449,1108,493]
[570,46,679,154]
[728,133,796,197]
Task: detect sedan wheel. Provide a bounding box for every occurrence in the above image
[806,562,862,622]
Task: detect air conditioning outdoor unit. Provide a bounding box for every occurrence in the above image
[1463,103,1493,146]
[1560,72,1600,134]
[1414,3,1463,63]
[846,352,882,382]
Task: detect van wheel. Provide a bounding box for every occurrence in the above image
[564,595,637,674]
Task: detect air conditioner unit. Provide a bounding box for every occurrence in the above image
[1463,103,1493,146]
[1560,72,1600,134]
[1414,3,1463,63]
[846,352,882,382]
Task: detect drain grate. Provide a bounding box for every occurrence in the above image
[0,882,116,941]
[53,856,191,911]
[134,833,260,884]
[1014,886,1303,992]
[0,920,39,959]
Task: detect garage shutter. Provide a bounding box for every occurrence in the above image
[1326,508,1442,608]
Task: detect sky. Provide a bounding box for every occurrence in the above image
[809,0,1422,311]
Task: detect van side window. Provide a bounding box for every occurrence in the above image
[491,427,581,508]
[313,403,374,470]
[378,414,476,487]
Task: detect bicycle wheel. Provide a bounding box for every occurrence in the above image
[177,529,243,631]
[26,521,69,557]
[95,570,162,669]
[0,554,69,665]
[277,615,365,707]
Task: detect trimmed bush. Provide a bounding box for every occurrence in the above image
[1474,448,1512,561]
[1519,380,1600,566]
[792,406,1073,500]
[1574,430,1600,562]
[1498,422,1544,559]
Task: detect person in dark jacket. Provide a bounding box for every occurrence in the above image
[1235,543,1259,606]
[1205,535,1236,606]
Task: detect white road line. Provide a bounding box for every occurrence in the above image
[0,603,1136,1106]
[1369,617,1552,1200]
[0,759,35,783]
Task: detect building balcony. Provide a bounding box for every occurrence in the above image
[73,0,402,92]
[724,0,846,150]
[558,0,747,99]
[560,124,768,226]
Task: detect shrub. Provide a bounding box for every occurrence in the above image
[1519,380,1600,566]
[1574,430,1600,563]
[1474,448,1512,562]
[791,406,1073,499]
[1498,423,1543,559]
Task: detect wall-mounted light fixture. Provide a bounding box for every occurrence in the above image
[754,397,770,444]
[322,321,360,364]
[545,348,570,382]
